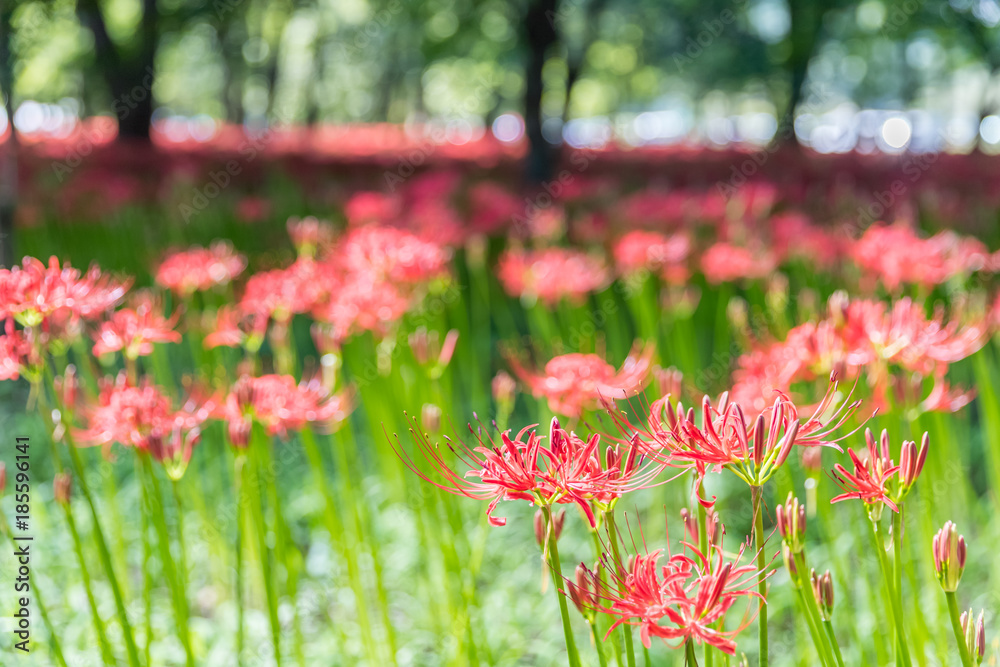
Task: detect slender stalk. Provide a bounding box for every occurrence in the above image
[590,620,609,667]
[65,442,143,667]
[590,530,623,667]
[751,485,768,667]
[697,502,714,667]
[892,508,905,667]
[793,552,835,667]
[605,511,637,667]
[944,592,974,667]
[62,502,116,665]
[247,430,283,667]
[141,454,196,667]
[543,505,582,667]
[234,455,246,667]
[823,620,846,667]
[139,460,153,666]
[868,513,913,667]
[685,639,700,666]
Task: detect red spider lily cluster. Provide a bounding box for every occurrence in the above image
[397,417,665,527]
[731,293,988,415]
[580,537,764,654]
[506,344,655,418]
[830,428,928,515]
[92,292,180,359]
[497,247,611,305]
[155,242,247,296]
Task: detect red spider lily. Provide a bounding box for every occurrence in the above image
[287,216,335,258]
[507,344,654,418]
[497,247,610,305]
[203,305,268,350]
[335,224,450,286]
[612,230,692,284]
[155,242,246,296]
[239,259,325,324]
[852,224,991,291]
[624,376,861,499]
[76,374,211,476]
[0,256,129,329]
[311,270,412,343]
[699,242,777,284]
[0,320,32,381]
[344,191,401,227]
[583,533,763,654]
[395,417,661,528]
[219,374,352,441]
[830,428,901,513]
[92,292,181,359]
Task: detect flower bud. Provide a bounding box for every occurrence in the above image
[421,403,442,434]
[654,366,683,400]
[933,521,966,592]
[775,492,806,553]
[782,543,798,579]
[492,371,516,408]
[960,608,986,664]
[0,462,5,495]
[54,472,72,505]
[569,562,597,615]
[534,508,565,547]
[811,569,834,620]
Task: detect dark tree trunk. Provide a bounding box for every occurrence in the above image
[524,0,558,183]
[77,0,157,141]
[0,0,17,267]
[777,0,822,146]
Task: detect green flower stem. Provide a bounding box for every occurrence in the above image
[823,620,846,667]
[543,505,582,667]
[64,437,143,667]
[685,639,700,666]
[892,508,905,667]
[139,459,153,666]
[868,513,913,667]
[793,552,835,667]
[590,530,623,667]
[590,619,609,667]
[605,511,637,667]
[247,428,283,667]
[751,485,768,667]
[697,502,714,667]
[140,454,195,667]
[234,455,246,667]
[945,592,974,667]
[63,501,116,665]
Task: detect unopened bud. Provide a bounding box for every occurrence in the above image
[421,403,442,434]
[534,508,565,546]
[54,472,72,505]
[960,608,986,663]
[775,492,806,553]
[654,366,683,400]
[569,562,597,614]
[811,569,834,620]
[933,521,966,592]
[0,462,5,495]
[228,418,251,449]
[492,371,516,407]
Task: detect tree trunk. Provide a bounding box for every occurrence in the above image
[524,0,558,183]
[0,0,17,267]
[777,0,822,147]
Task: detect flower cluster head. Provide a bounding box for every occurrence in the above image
[497,247,610,305]
[396,417,663,528]
[155,243,246,296]
[731,293,986,416]
[221,374,352,444]
[700,242,777,284]
[287,216,334,258]
[92,292,180,359]
[76,374,210,478]
[0,256,128,330]
[932,521,966,592]
[960,608,987,665]
[0,320,32,381]
[588,531,764,654]
[507,343,654,418]
[830,428,927,516]
[632,377,860,500]
[612,230,691,284]
[810,569,835,621]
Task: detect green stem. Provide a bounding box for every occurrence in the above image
[751,485,768,667]
[945,592,974,667]
[794,552,835,667]
[685,639,700,666]
[893,508,905,667]
[823,620,846,667]
[65,443,143,667]
[868,513,913,667]
[234,455,246,667]
[544,506,582,667]
[63,503,116,665]
[141,455,195,667]
[605,511,637,667]
[697,502,714,667]
[590,530,623,667]
[591,620,609,667]
[247,429,282,666]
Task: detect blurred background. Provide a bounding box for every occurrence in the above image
[5,0,1000,158]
